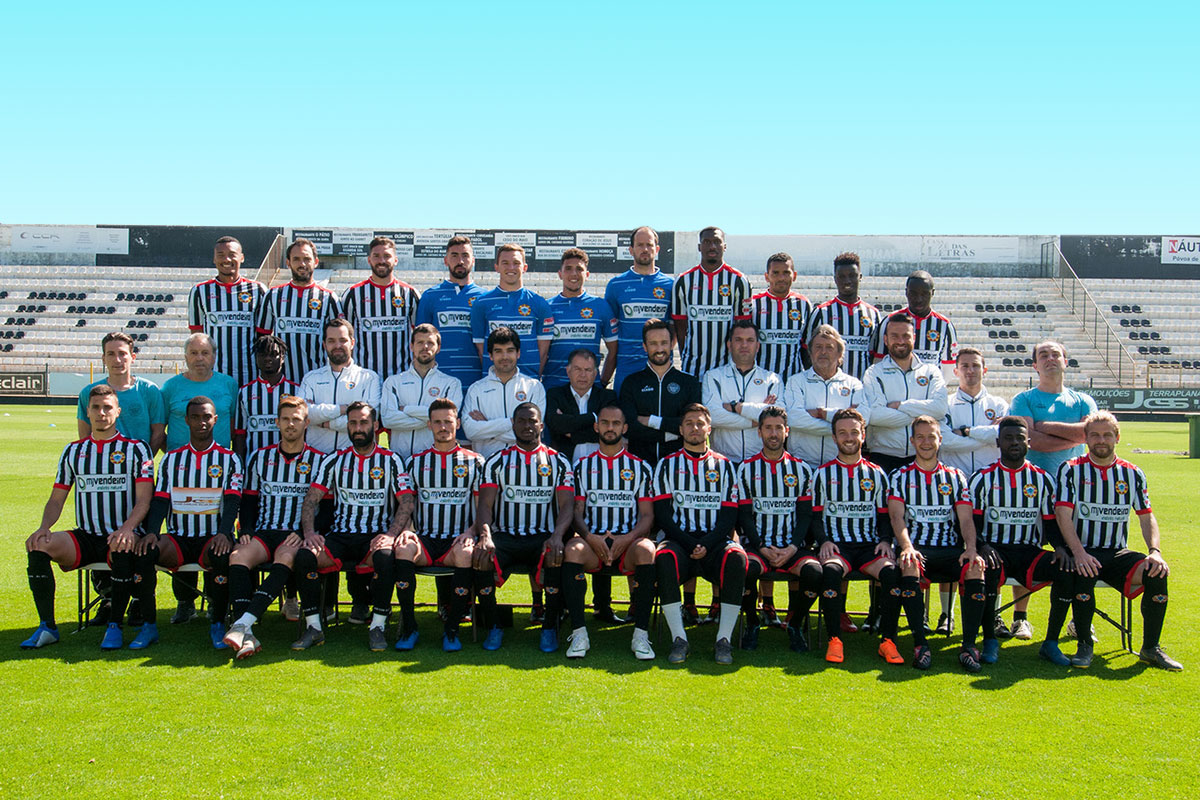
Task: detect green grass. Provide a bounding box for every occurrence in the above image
[1,406,1196,798]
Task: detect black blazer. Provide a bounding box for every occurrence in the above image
[544,384,617,459]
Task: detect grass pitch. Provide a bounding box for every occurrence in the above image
[1,406,1196,798]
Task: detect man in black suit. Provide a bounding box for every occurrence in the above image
[545,349,616,462]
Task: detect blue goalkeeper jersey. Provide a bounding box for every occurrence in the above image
[603,268,675,392]
[543,292,618,389]
[470,286,555,379]
[416,280,488,388]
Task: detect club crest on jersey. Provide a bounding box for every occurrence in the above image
[518,304,532,317]
[916,375,930,386]
[369,466,384,480]
[938,483,953,496]
[985,408,997,420]
[928,330,940,342]
[297,462,311,475]
[788,308,801,321]
[429,387,440,397]
[515,391,527,401]
[346,381,356,389]
[1115,480,1128,495]
[207,465,222,478]
[392,296,404,309]
[537,463,552,477]
[580,307,594,319]
[753,378,763,385]
[239,292,252,303]
[839,386,851,396]
[652,287,665,299]
[704,469,719,482]
[860,478,874,491]
[1023,484,1037,498]
[467,297,476,307]
[110,450,125,464]
[453,464,468,478]
[719,285,731,298]
[666,382,680,394]
[861,315,874,327]
[620,468,634,482]
[308,297,322,310]
[784,474,798,487]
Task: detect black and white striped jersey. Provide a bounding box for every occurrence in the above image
[1055,456,1152,550]
[155,443,244,538]
[737,452,813,549]
[234,376,301,455]
[669,264,752,377]
[804,298,883,381]
[651,448,740,536]
[870,307,958,367]
[481,444,574,538]
[969,460,1056,547]
[53,435,154,536]
[751,290,812,381]
[188,277,267,387]
[810,458,889,544]
[887,462,971,548]
[314,445,411,537]
[573,449,653,536]
[243,444,326,533]
[255,282,343,382]
[340,277,421,379]
[404,445,485,540]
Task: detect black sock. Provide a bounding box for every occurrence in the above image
[683,590,696,608]
[983,568,1001,642]
[742,582,759,628]
[228,564,253,620]
[348,570,371,607]
[718,551,747,607]
[563,561,587,630]
[1013,610,1028,622]
[542,566,563,630]
[134,547,158,626]
[795,562,821,625]
[531,588,543,608]
[1141,573,1168,651]
[446,567,473,636]
[1072,577,1097,641]
[897,573,924,645]
[474,569,498,629]
[293,549,322,621]
[395,559,417,634]
[786,586,801,618]
[323,571,340,612]
[1046,569,1074,641]
[173,570,199,603]
[27,550,56,627]
[820,564,843,639]
[247,562,292,621]
[206,552,231,624]
[592,572,612,610]
[371,550,397,619]
[109,551,136,626]
[632,564,656,631]
[655,553,683,606]
[961,579,986,648]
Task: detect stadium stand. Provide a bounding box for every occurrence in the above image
[1084,279,1200,386]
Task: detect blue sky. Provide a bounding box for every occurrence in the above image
[2,1,1195,234]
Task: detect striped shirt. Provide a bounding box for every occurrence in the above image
[243,444,326,533]
[544,292,618,389]
[870,306,958,366]
[969,460,1056,547]
[736,452,813,549]
[234,376,301,456]
[887,462,971,548]
[314,445,412,537]
[1054,456,1152,550]
[810,458,889,544]
[405,445,485,540]
[804,298,882,381]
[481,444,574,538]
[651,449,740,537]
[751,290,812,381]
[255,282,343,382]
[415,280,487,388]
[155,443,243,538]
[669,264,752,378]
[469,286,555,378]
[603,268,675,391]
[53,435,154,536]
[188,277,267,387]
[573,449,653,536]
[340,277,421,379]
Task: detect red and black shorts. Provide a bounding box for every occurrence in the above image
[247,530,295,560]
[322,533,376,575]
[491,531,548,587]
[824,541,889,576]
[570,532,645,576]
[417,535,456,567]
[987,543,1057,591]
[655,539,747,588]
[1086,547,1149,599]
[747,546,819,578]
[912,545,971,588]
[160,534,219,569]
[63,529,111,571]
